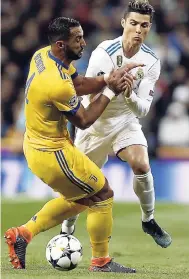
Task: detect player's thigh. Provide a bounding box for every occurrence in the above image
[24,144,105,201]
[112,123,148,158]
[75,129,110,168]
[24,144,61,190]
[54,146,107,201]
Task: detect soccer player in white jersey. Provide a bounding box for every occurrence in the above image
[61,0,172,248]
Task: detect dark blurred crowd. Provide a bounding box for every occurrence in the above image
[2,0,189,156]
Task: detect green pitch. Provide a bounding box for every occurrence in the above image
[1,201,189,279]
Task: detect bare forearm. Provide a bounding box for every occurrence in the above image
[83,94,110,127]
[67,94,110,129]
[74,76,106,96]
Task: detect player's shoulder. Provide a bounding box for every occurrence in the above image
[39,63,71,94]
[48,74,74,100]
[32,45,50,60]
[52,67,74,92]
[95,36,122,56]
[140,43,159,62]
[50,67,71,87]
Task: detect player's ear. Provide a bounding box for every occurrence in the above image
[56,41,65,49]
[121,18,125,28]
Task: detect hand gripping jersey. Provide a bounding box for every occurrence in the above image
[82,36,160,136]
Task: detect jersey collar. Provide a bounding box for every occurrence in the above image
[48,51,69,70]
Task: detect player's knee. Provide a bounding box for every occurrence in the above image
[101,179,114,200]
[75,179,113,206]
[130,159,150,175]
[90,178,114,203]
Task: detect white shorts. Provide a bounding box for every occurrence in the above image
[74,122,147,168]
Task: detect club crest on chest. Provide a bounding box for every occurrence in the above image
[135,68,144,80]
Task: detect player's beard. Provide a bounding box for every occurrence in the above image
[65,45,83,60]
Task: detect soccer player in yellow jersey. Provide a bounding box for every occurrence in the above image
[5,17,142,273]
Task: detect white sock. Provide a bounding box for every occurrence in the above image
[133,170,155,222]
[61,215,79,234]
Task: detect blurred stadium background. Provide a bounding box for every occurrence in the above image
[1,0,189,202]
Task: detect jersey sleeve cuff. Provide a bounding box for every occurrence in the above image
[71,71,78,80]
[63,101,80,116]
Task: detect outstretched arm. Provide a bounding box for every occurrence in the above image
[72,74,107,96]
[51,68,135,130]
[67,72,134,129]
[73,47,112,96]
[73,63,144,97]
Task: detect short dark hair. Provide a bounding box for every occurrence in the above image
[48,17,80,43]
[123,0,155,22]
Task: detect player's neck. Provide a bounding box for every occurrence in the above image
[51,47,72,67]
[122,41,141,58]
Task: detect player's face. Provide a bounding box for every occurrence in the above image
[122,12,151,46]
[65,26,86,60]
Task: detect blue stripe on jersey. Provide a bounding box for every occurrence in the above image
[25,73,35,104]
[106,41,120,52]
[63,101,81,116]
[142,44,155,53]
[48,50,69,69]
[26,72,35,88]
[56,63,78,80]
[109,45,122,56]
[71,71,78,80]
[56,63,66,80]
[141,45,158,60]
[142,44,157,58]
[107,43,121,55]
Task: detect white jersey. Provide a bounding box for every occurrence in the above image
[82,36,160,135]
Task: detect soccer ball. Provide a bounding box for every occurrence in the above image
[46,234,83,271]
